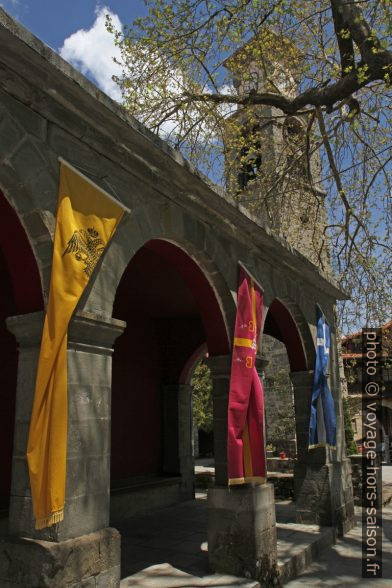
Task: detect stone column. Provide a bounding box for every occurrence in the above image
[0,310,125,588]
[384,435,390,464]
[205,355,231,485]
[290,370,355,534]
[178,384,194,499]
[206,355,278,584]
[162,383,194,500]
[291,370,316,468]
[162,385,180,475]
[193,422,199,459]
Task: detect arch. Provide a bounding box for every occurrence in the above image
[263,298,308,372]
[110,239,230,489]
[0,191,43,514]
[143,240,230,357]
[0,191,43,314]
[179,343,208,386]
[82,202,237,344]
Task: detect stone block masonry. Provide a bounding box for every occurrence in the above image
[0,528,120,588]
[208,484,279,584]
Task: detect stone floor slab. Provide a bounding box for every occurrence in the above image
[284,504,392,586]
[120,563,260,587]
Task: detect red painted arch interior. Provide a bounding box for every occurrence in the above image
[145,240,229,356]
[263,299,307,372]
[111,239,228,481]
[0,191,43,512]
[0,191,43,314]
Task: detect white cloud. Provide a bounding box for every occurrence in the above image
[59,6,123,102]
[57,5,232,143]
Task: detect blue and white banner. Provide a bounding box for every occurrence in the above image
[308,306,336,449]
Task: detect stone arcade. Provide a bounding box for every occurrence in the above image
[0,10,354,587]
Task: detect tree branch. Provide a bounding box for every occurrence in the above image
[184,51,388,113]
[331,0,355,77]
[178,1,392,115]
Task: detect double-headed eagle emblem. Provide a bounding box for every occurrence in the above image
[63,227,105,277]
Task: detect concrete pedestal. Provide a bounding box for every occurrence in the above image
[290,371,355,536]
[0,527,120,587]
[294,459,355,534]
[208,483,278,584]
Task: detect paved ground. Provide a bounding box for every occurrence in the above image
[382,464,392,485]
[382,464,392,505]
[119,465,392,587]
[1,463,391,586]
[119,493,210,581]
[121,565,260,587]
[119,498,392,587]
[285,504,392,587]
[118,492,260,587]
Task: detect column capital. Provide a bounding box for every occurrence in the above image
[290,370,314,386]
[178,383,192,397]
[206,354,268,378]
[68,311,126,353]
[6,310,126,353]
[205,354,231,378]
[6,311,44,347]
[255,354,269,376]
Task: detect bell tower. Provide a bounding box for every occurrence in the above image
[224,33,329,270]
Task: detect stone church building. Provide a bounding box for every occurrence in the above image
[0,9,355,586]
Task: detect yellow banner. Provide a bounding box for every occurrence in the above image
[27,161,125,529]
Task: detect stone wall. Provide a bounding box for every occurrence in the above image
[262,335,296,452]
[0,528,120,588]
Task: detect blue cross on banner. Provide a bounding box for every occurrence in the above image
[308,306,336,449]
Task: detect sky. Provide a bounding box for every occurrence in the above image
[0,1,147,100]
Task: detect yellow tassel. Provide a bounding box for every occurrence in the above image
[35,509,64,530]
[228,476,266,486]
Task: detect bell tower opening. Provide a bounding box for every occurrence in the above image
[224,33,329,269]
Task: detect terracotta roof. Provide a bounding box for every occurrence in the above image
[341,319,392,342]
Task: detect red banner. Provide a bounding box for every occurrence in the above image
[227,265,266,485]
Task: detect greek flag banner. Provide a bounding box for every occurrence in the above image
[308,306,336,449]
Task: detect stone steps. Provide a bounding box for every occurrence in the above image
[277,522,336,584]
